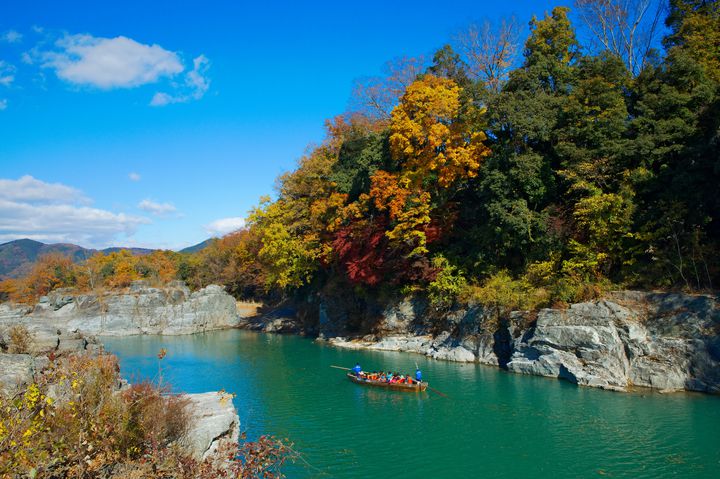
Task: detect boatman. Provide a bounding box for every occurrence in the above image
[415,368,422,383]
[352,362,362,377]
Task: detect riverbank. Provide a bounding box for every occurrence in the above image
[0,324,240,463]
[2,282,717,397]
[0,282,246,476]
[243,290,720,394]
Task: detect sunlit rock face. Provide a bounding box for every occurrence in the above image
[312,291,719,394]
[0,281,240,337]
[181,391,240,461]
[507,292,720,393]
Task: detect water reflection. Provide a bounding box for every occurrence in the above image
[103,330,720,479]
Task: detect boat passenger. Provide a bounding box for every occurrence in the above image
[352,363,362,377]
[415,368,422,383]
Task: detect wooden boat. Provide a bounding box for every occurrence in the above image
[346,373,428,392]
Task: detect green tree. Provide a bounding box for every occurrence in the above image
[427,44,471,87]
[628,2,720,289]
[330,130,394,202]
[469,7,581,274]
[555,53,639,280]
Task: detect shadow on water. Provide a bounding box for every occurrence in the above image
[102,330,720,479]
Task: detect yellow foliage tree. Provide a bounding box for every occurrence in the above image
[389,74,490,187]
[362,75,491,256]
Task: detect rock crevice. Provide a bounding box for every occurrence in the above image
[252,291,719,394]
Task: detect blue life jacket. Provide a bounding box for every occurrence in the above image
[352,365,362,375]
[415,370,422,381]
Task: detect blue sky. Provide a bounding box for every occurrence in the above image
[0,0,561,249]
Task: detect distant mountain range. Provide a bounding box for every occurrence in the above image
[178,238,215,254]
[0,238,215,280]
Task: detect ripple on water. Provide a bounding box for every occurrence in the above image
[102,331,720,479]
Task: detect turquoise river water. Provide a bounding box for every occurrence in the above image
[103,330,720,478]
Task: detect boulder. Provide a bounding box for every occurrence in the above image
[182,392,240,460]
[0,353,35,395]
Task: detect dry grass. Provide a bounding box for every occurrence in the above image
[6,324,34,354]
[0,353,292,479]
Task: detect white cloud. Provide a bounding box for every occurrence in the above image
[186,55,211,98]
[128,172,141,181]
[205,217,245,236]
[150,55,210,106]
[149,92,173,107]
[0,175,89,204]
[0,99,6,110]
[0,176,149,248]
[138,199,177,216]
[41,34,183,89]
[1,30,22,43]
[0,61,15,87]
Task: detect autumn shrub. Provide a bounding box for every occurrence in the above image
[523,258,613,308]
[6,324,33,354]
[0,353,291,479]
[461,271,547,322]
[546,276,612,308]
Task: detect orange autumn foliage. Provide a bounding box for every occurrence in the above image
[369,171,412,220]
[0,253,77,303]
[1,249,187,304]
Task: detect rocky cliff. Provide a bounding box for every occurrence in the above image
[258,291,719,394]
[0,317,241,463]
[0,280,240,336]
[506,292,720,393]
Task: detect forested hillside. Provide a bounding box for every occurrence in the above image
[0,239,154,280]
[3,1,718,309]
[221,1,719,307]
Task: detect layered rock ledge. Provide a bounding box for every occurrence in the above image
[506,293,719,393]
[0,282,243,463]
[251,291,719,394]
[0,281,240,337]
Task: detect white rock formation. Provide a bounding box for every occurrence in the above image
[0,281,239,337]
[182,391,241,460]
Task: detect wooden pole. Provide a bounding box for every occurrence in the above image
[426,385,449,398]
[330,365,351,371]
[413,361,447,397]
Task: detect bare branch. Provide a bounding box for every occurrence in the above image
[350,56,426,120]
[455,17,520,92]
[574,0,664,75]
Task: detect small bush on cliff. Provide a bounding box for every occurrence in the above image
[6,324,33,354]
[427,255,466,309]
[462,271,547,320]
[523,258,613,308]
[0,353,292,479]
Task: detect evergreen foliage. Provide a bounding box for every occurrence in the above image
[3,2,718,306]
